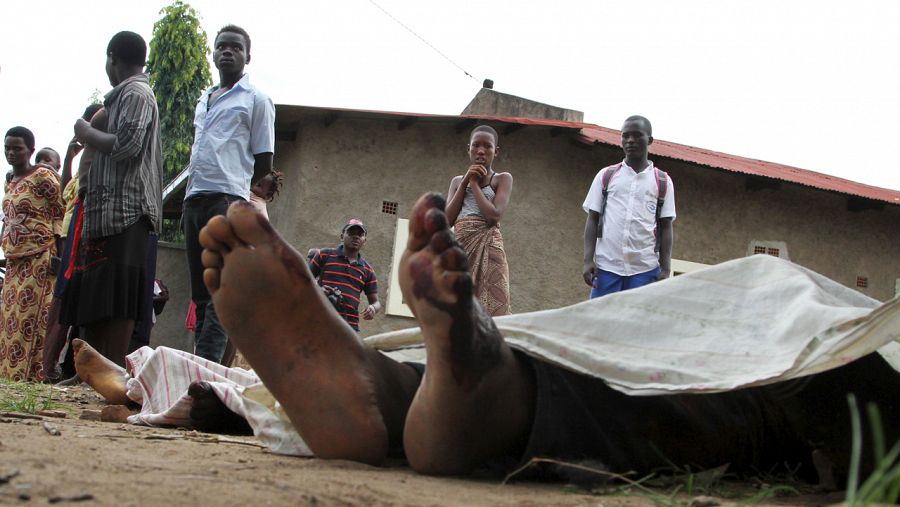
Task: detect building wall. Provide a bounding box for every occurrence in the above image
[150,117,900,350]
[265,119,607,337]
[461,88,584,123]
[653,153,900,300]
[149,243,194,351]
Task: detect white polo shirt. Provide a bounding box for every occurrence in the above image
[185,74,275,200]
[582,161,676,276]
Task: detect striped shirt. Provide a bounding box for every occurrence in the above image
[83,73,163,239]
[309,245,378,331]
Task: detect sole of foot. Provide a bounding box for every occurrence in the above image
[198,201,389,464]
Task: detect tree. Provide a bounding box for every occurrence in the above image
[146,1,212,185]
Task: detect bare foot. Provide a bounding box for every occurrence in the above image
[188,381,252,435]
[72,339,131,405]
[199,201,389,464]
[400,193,535,475]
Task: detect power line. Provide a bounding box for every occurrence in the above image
[366,0,480,83]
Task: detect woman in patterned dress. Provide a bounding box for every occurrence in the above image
[0,127,64,381]
[444,125,514,316]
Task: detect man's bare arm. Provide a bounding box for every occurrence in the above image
[657,217,674,281]
[583,211,600,286]
[251,152,274,185]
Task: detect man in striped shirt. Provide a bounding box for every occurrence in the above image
[308,219,380,331]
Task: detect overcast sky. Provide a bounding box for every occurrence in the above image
[1,0,898,191]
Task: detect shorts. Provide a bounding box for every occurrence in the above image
[590,266,660,298]
[60,217,151,326]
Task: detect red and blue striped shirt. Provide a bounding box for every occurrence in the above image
[308,245,378,331]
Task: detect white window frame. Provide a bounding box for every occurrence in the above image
[385,218,414,318]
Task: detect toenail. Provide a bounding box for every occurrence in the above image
[425,192,446,211]
[425,208,447,231]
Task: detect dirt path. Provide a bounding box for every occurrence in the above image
[0,384,844,506]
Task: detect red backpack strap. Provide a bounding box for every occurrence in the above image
[655,167,668,200]
[602,163,622,193]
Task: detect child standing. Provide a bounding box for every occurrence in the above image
[444,125,513,316]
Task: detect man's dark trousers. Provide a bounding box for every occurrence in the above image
[183,193,243,363]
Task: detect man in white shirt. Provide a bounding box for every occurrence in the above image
[182,24,275,362]
[582,116,675,298]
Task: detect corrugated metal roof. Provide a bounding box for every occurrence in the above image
[273,104,900,206]
[577,126,900,206]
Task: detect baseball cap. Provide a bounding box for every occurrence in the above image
[342,218,368,234]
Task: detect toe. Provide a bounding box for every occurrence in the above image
[226,200,280,248]
[429,230,455,253]
[424,207,448,235]
[201,249,223,270]
[408,193,446,250]
[203,267,221,293]
[200,215,239,252]
[439,246,469,271]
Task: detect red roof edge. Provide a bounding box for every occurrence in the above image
[275,104,900,205]
[578,126,900,206]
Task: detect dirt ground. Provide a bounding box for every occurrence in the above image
[0,383,848,507]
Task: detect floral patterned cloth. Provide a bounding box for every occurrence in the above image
[0,166,64,381]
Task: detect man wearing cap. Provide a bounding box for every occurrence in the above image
[308,219,380,331]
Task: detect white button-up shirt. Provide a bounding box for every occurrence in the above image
[583,161,676,276]
[186,74,275,200]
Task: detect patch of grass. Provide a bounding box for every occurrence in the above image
[506,457,803,507]
[0,379,69,414]
[845,395,900,506]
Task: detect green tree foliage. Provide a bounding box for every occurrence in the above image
[146,1,212,185]
[88,88,104,106]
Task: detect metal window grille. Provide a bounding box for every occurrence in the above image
[857,277,868,288]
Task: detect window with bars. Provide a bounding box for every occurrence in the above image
[748,241,789,260]
[382,201,398,215]
[857,276,868,289]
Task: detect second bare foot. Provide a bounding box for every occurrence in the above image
[72,339,131,405]
[400,193,535,475]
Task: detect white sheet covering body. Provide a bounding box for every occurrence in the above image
[124,346,310,456]
[122,255,900,456]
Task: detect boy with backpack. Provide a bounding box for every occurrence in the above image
[582,115,675,298]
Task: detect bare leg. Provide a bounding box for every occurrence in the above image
[72,339,131,405]
[199,201,419,465]
[400,193,535,475]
